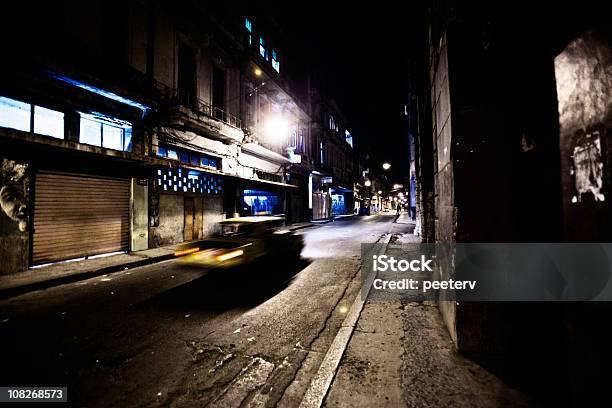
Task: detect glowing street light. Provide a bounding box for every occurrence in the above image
[264,116,289,141]
[254,67,263,77]
[382,162,391,170]
[377,190,382,194]
[364,180,372,187]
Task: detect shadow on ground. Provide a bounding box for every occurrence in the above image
[135,256,312,312]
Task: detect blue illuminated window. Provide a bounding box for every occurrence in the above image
[0,96,64,139]
[259,37,267,59]
[272,50,280,72]
[345,130,353,148]
[79,112,132,151]
[242,190,280,215]
[245,18,253,46]
[157,143,220,170]
[34,106,64,139]
[0,97,31,132]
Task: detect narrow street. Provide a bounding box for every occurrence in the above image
[0,215,404,407]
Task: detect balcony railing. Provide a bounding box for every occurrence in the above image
[155,81,242,129]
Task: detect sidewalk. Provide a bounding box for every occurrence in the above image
[0,246,178,300]
[0,220,321,301]
[322,230,530,407]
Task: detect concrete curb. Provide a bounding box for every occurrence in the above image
[0,254,175,301]
[299,232,394,408]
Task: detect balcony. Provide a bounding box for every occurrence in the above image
[157,84,244,144]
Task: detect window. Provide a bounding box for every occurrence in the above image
[345,130,353,148]
[320,142,325,165]
[157,144,220,170]
[245,18,253,45]
[0,96,64,139]
[297,128,305,154]
[259,37,267,59]
[178,151,189,164]
[33,106,64,138]
[0,97,31,132]
[272,50,280,72]
[79,112,132,151]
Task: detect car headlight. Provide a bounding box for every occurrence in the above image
[216,249,244,262]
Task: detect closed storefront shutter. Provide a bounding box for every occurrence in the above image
[32,171,129,264]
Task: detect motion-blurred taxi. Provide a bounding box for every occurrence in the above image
[174,216,304,268]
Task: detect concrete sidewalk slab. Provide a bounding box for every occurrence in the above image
[322,230,529,408]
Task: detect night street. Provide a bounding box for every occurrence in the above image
[2,2,612,407]
[0,215,402,407]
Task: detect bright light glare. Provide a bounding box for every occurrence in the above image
[378,190,382,194]
[393,184,403,189]
[364,180,372,187]
[264,116,289,141]
[217,249,244,262]
[382,163,391,170]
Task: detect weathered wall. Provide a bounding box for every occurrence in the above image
[154,5,175,87]
[128,0,148,74]
[151,193,184,246]
[556,28,612,241]
[203,196,223,237]
[0,159,29,274]
[430,33,457,344]
[554,27,612,405]
[130,178,149,251]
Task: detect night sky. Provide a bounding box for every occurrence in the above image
[281,10,415,182]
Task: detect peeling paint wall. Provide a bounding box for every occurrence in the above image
[203,196,223,237]
[151,193,184,246]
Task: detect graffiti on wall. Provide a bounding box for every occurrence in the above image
[0,159,29,232]
[571,127,605,203]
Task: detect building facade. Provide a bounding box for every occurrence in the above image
[0,3,353,274]
[309,90,356,220]
[413,0,612,404]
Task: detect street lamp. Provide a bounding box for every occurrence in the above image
[264,116,289,142]
[364,180,372,187]
[382,162,391,170]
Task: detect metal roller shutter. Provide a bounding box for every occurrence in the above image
[32,172,129,264]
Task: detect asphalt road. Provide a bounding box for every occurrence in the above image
[0,214,397,407]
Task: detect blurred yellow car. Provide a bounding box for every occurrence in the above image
[174,216,304,268]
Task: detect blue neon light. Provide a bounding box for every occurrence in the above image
[47,71,151,113]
